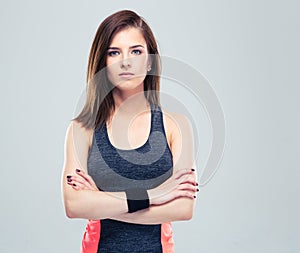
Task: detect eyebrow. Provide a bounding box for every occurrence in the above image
[107,45,145,50]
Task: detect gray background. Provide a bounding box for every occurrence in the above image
[1,0,299,252]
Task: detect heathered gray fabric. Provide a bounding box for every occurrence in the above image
[87,104,173,252]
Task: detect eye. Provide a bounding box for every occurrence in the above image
[132,49,142,55]
[107,51,120,57]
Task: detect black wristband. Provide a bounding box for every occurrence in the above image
[125,188,150,213]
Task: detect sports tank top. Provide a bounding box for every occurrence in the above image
[85,104,174,253]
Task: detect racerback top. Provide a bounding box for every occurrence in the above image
[87,104,173,253]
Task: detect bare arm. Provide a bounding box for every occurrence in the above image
[69,112,197,224]
[62,120,197,220]
[62,121,128,219]
[110,197,195,224]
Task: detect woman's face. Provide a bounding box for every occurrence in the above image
[106,27,151,91]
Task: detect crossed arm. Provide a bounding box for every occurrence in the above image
[62,113,198,224]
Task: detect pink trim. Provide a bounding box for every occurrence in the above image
[80,219,100,253]
[80,220,174,253]
[161,222,174,253]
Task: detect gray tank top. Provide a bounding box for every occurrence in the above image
[87,104,173,252]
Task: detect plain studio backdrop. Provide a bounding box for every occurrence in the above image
[0,1,299,252]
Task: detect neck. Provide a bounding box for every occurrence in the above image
[112,85,149,115]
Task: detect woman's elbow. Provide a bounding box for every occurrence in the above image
[64,199,78,219]
[178,199,195,221]
[63,190,83,219]
[181,208,194,221]
[65,208,76,219]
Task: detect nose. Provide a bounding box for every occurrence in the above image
[121,55,131,69]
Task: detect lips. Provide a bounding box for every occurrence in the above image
[119,72,134,78]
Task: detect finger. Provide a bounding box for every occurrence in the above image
[67,175,95,190]
[177,183,199,192]
[173,189,196,200]
[158,175,194,194]
[67,175,93,189]
[178,174,198,186]
[75,169,98,188]
[174,168,195,180]
[67,181,86,190]
[163,183,198,203]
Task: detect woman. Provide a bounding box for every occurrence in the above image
[62,9,199,253]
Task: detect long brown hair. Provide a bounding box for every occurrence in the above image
[72,10,161,130]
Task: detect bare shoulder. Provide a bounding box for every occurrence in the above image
[161,108,195,169]
[161,108,192,134]
[161,108,193,148]
[63,120,94,173]
[68,120,94,150]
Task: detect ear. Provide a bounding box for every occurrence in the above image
[147,55,152,71]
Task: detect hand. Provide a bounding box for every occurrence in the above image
[66,170,99,226]
[66,169,99,191]
[66,168,199,206]
[148,168,199,205]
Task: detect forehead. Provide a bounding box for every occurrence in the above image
[109,27,147,48]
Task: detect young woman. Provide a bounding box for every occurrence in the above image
[62,9,199,253]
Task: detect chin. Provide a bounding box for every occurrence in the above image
[114,78,144,91]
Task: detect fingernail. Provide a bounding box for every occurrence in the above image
[66,175,71,179]
[73,183,77,186]
[191,168,195,172]
[67,178,72,182]
[76,169,81,172]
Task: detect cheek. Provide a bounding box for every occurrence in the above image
[132,56,148,73]
[106,58,115,71]
[138,55,148,66]
[106,60,119,79]
[106,67,117,86]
